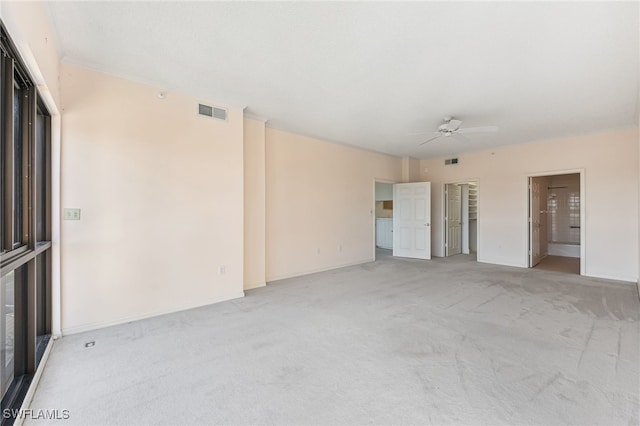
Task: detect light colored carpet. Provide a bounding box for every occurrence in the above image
[27,251,639,425]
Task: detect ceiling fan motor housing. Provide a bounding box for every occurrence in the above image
[438,118,463,134]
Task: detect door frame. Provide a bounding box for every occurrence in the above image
[461,184,470,254]
[442,179,480,259]
[444,183,462,256]
[526,169,585,275]
[372,178,398,260]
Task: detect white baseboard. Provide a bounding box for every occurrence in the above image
[244,282,266,291]
[548,243,580,258]
[476,258,528,269]
[477,258,636,284]
[584,272,636,284]
[267,258,373,282]
[61,291,245,336]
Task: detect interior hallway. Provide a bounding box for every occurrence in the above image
[27,254,639,425]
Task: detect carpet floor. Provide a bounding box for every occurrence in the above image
[27,252,639,425]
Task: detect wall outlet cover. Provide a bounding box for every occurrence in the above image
[63,208,81,220]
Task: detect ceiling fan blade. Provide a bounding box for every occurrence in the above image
[458,125,499,134]
[419,134,443,146]
[407,130,429,135]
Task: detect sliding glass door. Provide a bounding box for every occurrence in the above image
[0,21,52,419]
[1,270,16,397]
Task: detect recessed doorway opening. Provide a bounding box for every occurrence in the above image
[373,180,432,261]
[528,171,584,275]
[443,181,478,259]
[374,181,395,259]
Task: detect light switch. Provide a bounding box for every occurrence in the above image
[63,208,81,220]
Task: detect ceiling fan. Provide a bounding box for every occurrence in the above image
[416,117,498,145]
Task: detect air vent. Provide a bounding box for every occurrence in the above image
[198,103,227,121]
[444,158,459,165]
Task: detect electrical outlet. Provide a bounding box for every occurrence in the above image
[316,248,320,255]
[218,265,226,275]
[63,208,81,220]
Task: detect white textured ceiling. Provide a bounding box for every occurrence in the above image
[46,1,638,159]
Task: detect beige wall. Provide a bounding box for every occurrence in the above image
[60,63,245,334]
[266,128,403,281]
[402,157,421,182]
[244,118,266,290]
[420,127,639,282]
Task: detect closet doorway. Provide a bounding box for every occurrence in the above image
[374,181,394,257]
[444,181,478,257]
[528,171,584,275]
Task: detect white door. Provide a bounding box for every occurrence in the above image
[529,176,545,267]
[461,184,470,254]
[445,184,462,256]
[393,182,431,259]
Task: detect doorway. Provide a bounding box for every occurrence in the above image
[528,171,584,275]
[373,180,432,261]
[444,181,478,257]
[374,181,394,260]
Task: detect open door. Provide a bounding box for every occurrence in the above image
[393,182,431,259]
[529,176,549,267]
[445,184,462,256]
[461,184,470,254]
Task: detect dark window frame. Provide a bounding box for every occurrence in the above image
[0,20,52,425]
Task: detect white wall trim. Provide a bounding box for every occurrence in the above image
[50,114,61,337]
[548,243,580,258]
[61,291,245,336]
[477,259,527,269]
[584,272,637,284]
[268,258,373,283]
[478,258,635,284]
[244,282,267,291]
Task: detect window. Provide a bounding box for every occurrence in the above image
[0,21,52,421]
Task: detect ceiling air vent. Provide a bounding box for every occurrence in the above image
[198,103,227,121]
[444,158,459,165]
